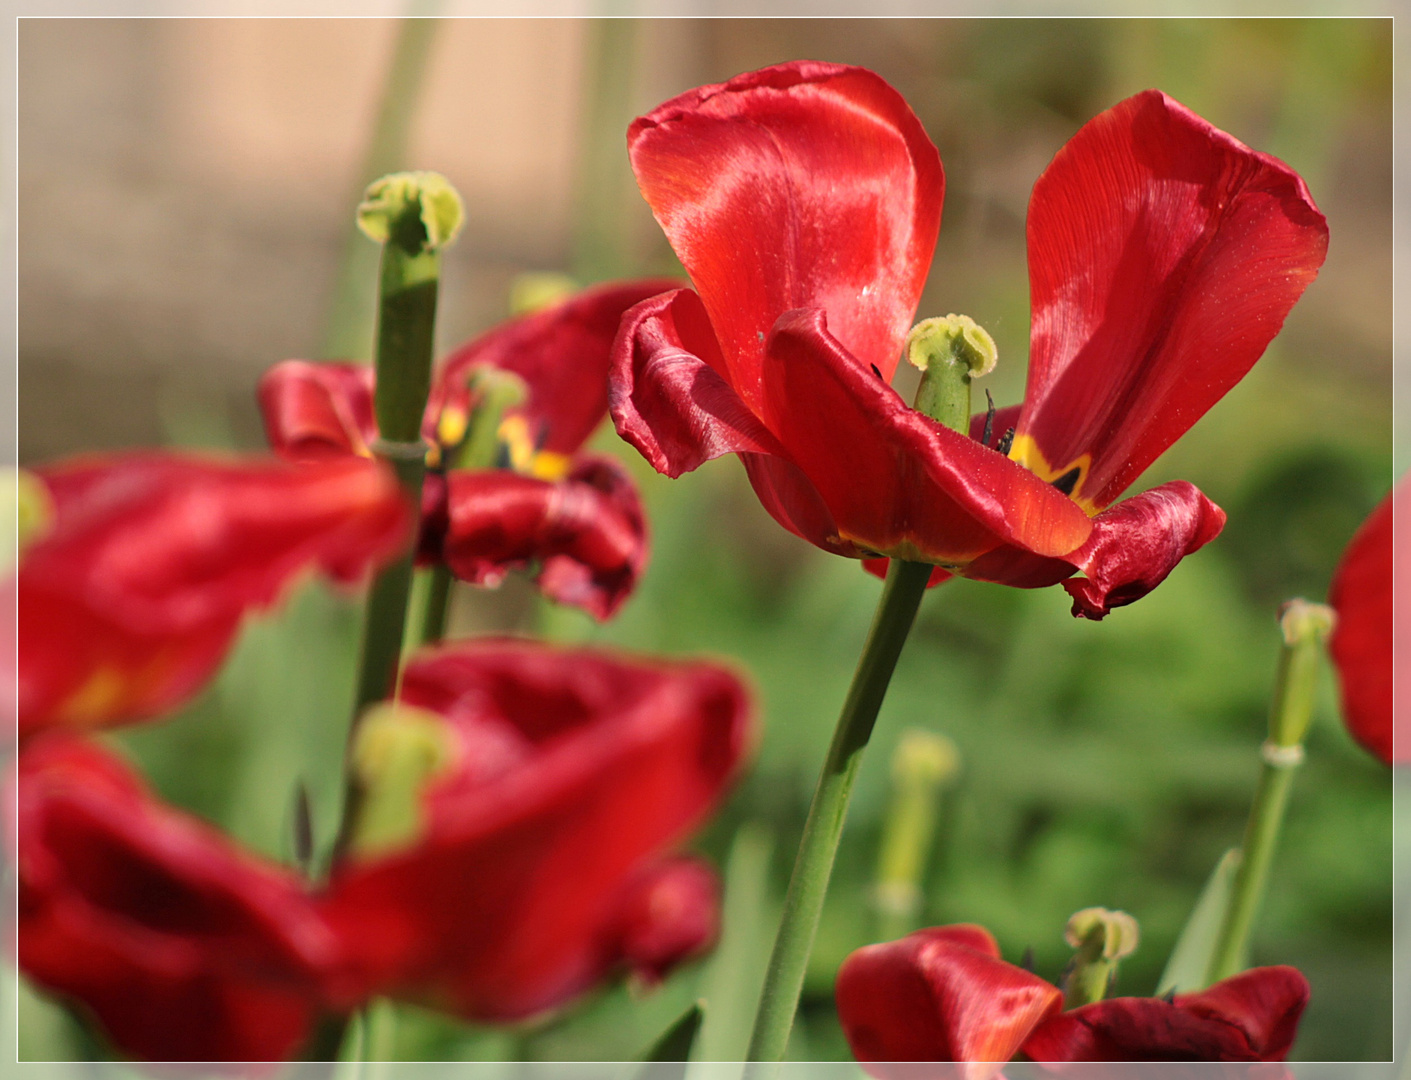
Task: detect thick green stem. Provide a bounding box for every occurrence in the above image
[1204,600,1332,984]
[744,558,933,1066]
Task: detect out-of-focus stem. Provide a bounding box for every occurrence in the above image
[1204,599,1334,984]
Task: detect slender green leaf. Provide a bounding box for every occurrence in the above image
[1156,848,1241,995]
[638,1000,706,1064]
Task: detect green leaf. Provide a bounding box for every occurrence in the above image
[636,1000,705,1070]
[1156,848,1241,996]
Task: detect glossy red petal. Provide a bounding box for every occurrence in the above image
[609,288,791,478]
[13,736,341,1061]
[439,454,648,620]
[629,61,943,408]
[858,404,1026,585]
[15,454,411,739]
[762,309,1093,564]
[1060,481,1226,619]
[257,360,377,462]
[1017,90,1328,510]
[1328,487,1396,764]
[320,639,752,1021]
[429,279,680,456]
[1021,966,1309,1063]
[837,925,1062,1080]
[605,854,720,984]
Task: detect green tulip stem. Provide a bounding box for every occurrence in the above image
[336,174,463,869]
[1204,600,1334,985]
[744,557,933,1067]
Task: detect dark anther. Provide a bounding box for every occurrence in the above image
[996,427,1015,455]
[1161,987,1178,1004]
[982,388,996,446]
[870,363,884,381]
[534,420,550,453]
[1020,946,1036,972]
[1051,467,1082,496]
[494,442,513,470]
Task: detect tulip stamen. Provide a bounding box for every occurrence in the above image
[995,427,1015,455]
[982,389,997,447]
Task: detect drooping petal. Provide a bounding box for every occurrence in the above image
[1328,486,1396,764]
[257,360,378,462]
[603,854,721,984]
[628,60,944,407]
[1016,89,1329,511]
[1060,481,1226,618]
[13,736,342,1062]
[836,925,1063,1080]
[430,279,680,457]
[434,454,648,621]
[320,640,752,1022]
[761,308,1093,565]
[1021,966,1309,1062]
[610,288,791,479]
[951,481,1225,619]
[15,453,411,739]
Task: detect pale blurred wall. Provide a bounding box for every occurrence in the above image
[19,18,1391,482]
[18,18,704,461]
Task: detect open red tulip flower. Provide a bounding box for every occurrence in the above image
[13,735,347,1062]
[1328,482,1400,764]
[610,61,1329,618]
[319,638,750,1022]
[9,452,411,742]
[836,925,1308,1076]
[259,279,677,619]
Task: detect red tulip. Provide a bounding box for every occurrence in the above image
[836,925,1062,1080]
[319,638,750,1022]
[1328,484,1399,764]
[610,62,1328,619]
[13,735,345,1062]
[9,453,411,741]
[1021,967,1309,1063]
[837,925,1308,1072]
[259,280,676,618]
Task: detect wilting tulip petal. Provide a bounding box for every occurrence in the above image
[836,925,1062,1080]
[13,736,342,1062]
[1015,90,1329,512]
[1021,966,1309,1062]
[611,289,791,479]
[605,855,720,984]
[257,360,378,462]
[430,279,679,457]
[629,60,943,406]
[1329,486,1396,764]
[320,639,752,1022]
[14,454,411,740]
[432,455,647,621]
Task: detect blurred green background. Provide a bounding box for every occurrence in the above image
[18,17,1392,1063]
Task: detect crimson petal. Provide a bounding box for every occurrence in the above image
[604,854,721,985]
[610,288,791,478]
[437,454,648,620]
[1017,90,1329,511]
[320,639,752,1021]
[628,60,943,407]
[430,278,680,456]
[13,736,341,1062]
[1328,486,1396,764]
[1021,966,1309,1062]
[257,360,377,462]
[836,925,1063,1080]
[14,454,411,740]
[761,308,1093,564]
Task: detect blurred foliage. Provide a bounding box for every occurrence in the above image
[18,15,1392,1067]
